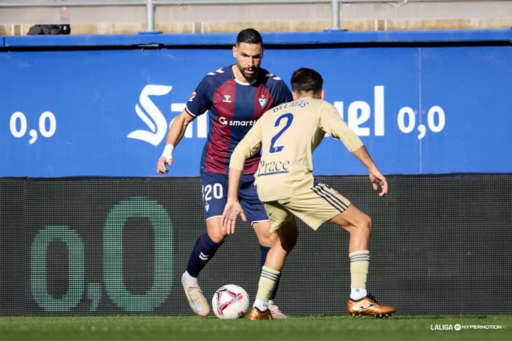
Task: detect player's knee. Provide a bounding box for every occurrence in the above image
[360,215,372,235]
[258,230,278,246]
[353,214,372,236]
[207,227,228,243]
[253,221,275,247]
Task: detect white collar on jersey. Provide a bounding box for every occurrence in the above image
[234,78,257,86]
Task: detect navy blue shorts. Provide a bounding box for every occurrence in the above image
[200,172,269,225]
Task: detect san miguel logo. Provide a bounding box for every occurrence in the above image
[128,84,172,146]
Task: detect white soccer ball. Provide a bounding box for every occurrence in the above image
[212,284,250,319]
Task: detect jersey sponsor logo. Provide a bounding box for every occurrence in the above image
[188,92,196,102]
[259,94,267,109]
[128,84,172,146]
[219,116,256,127]
[223,94,232,103]
[219,117,228,125]
[205,202,210,212]
[258,159,291,177]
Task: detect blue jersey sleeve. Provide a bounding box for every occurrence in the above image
[185,76,214,117]
[277,81,293,105]
[270,76,292,106]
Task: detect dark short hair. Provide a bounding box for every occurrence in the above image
[291,68,323,95]
[236,28,263,47]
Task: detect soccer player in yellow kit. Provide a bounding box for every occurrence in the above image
[222,68,396,319]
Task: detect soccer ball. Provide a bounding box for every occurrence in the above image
[212,284,250,319]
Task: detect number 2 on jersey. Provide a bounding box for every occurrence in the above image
[269,113,294,153]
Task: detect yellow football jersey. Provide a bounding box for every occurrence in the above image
[230,98,363,202]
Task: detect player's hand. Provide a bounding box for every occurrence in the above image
[157,157,172,174]
[369,169,388,197]
[221,200,247,235]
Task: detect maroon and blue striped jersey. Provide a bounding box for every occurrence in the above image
[185,65,292,175]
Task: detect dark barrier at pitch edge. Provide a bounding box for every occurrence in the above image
[0,175,510,316]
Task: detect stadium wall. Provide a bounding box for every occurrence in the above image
[2,31,511,317]
[1,30,512,177]
[0,175,511,316]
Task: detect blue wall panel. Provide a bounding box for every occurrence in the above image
[420,46,512,174]
[310,47,421,175]
[1,31,511,177]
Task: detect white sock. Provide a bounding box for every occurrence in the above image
[253,299,268,311]
[350,288,367,301]
[182,271,197,285]
[268,300,274,306]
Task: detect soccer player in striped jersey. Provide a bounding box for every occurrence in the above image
[157,28,293,318]
[222,68,396,319]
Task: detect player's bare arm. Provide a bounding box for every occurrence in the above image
[157,109,196,174]
[351,145,388,197]
[221,167,247,235]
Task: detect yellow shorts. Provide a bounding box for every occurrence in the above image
[263,182,351,232]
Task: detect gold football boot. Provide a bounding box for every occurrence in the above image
[248,307,273,320]
[348,294,396,318]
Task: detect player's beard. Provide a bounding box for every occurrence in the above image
[236,63,259,82]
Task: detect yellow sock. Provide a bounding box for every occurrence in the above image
[349,250,370,289]
[255,266,281,302]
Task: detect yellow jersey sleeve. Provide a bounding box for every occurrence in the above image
[320,104,364,152]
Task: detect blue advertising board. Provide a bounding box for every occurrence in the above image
[1,31,512,177]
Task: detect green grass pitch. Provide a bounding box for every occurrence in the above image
[0,315,510,341]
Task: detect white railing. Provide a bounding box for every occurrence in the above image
[0,0,510,32]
